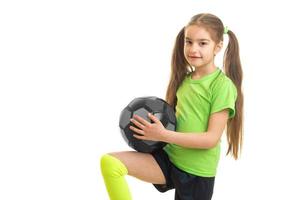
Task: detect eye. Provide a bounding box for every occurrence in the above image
[199,42,207,46]
[185,40,192,45]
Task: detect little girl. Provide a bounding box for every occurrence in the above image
[100,13,243,200]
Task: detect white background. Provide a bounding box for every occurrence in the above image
[1,0,300,199]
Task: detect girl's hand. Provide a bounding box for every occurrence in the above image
[129,113,167,142]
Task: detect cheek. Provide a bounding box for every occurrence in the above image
[183,45,187,53]
[183,46,189,57]
[203,49,214,57]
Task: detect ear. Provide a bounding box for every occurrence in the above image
[214,41,223,56]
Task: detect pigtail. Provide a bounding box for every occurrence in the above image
[223,30,244,159]
[165,27,190,109]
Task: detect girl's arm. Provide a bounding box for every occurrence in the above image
[130,109,229,149]
[163,109,229,149]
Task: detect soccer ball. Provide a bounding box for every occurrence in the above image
[119,96,176,153]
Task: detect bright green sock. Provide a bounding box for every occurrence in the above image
[100,154,132,200]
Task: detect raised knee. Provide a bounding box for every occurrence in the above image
[100,154,128,178]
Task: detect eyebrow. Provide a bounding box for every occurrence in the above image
[185,37,210,42]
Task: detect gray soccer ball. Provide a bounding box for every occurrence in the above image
[119,96,176,153]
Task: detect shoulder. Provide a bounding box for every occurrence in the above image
[209,71,237,104]
[211,71,237,93]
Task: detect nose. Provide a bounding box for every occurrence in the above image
[190,43,199,53]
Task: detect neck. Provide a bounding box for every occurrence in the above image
[192,63,217,79]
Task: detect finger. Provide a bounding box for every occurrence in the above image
[133,114,151,126]
[129,125,144,135]
[130,118,145,129]
[133,134,146,140]
[148,113,160,124]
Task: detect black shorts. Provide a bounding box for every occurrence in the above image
[150,148,215,200]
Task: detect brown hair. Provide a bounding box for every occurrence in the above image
[165,13,244,159]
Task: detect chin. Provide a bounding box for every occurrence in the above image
[189,61,203,67]
[193,64,207,69]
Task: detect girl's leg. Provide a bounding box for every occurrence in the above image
[100,151,166,200]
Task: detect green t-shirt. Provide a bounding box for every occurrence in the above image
[164,68,237,177]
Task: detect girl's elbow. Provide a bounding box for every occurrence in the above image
[205,135,219,149]
[209,141,218,148]
[195,132,220,149]
[204,141,216,149]
[196,140,215,149]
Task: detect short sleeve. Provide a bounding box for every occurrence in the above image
[210,79,237,118]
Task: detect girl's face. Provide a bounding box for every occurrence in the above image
[184,25,222,69]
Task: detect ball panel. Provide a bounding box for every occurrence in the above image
[145,98,164,112]
[133,107,151,124]
[120,129,130,145]
[153,112,163,121]
[166,122,176,131]
[133,139,151,153]
[166,105,176,124]
[128,97,145,110]
[119,108,132,129]
[142,139,157,146]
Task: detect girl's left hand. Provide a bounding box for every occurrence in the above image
[129,113,167,142]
